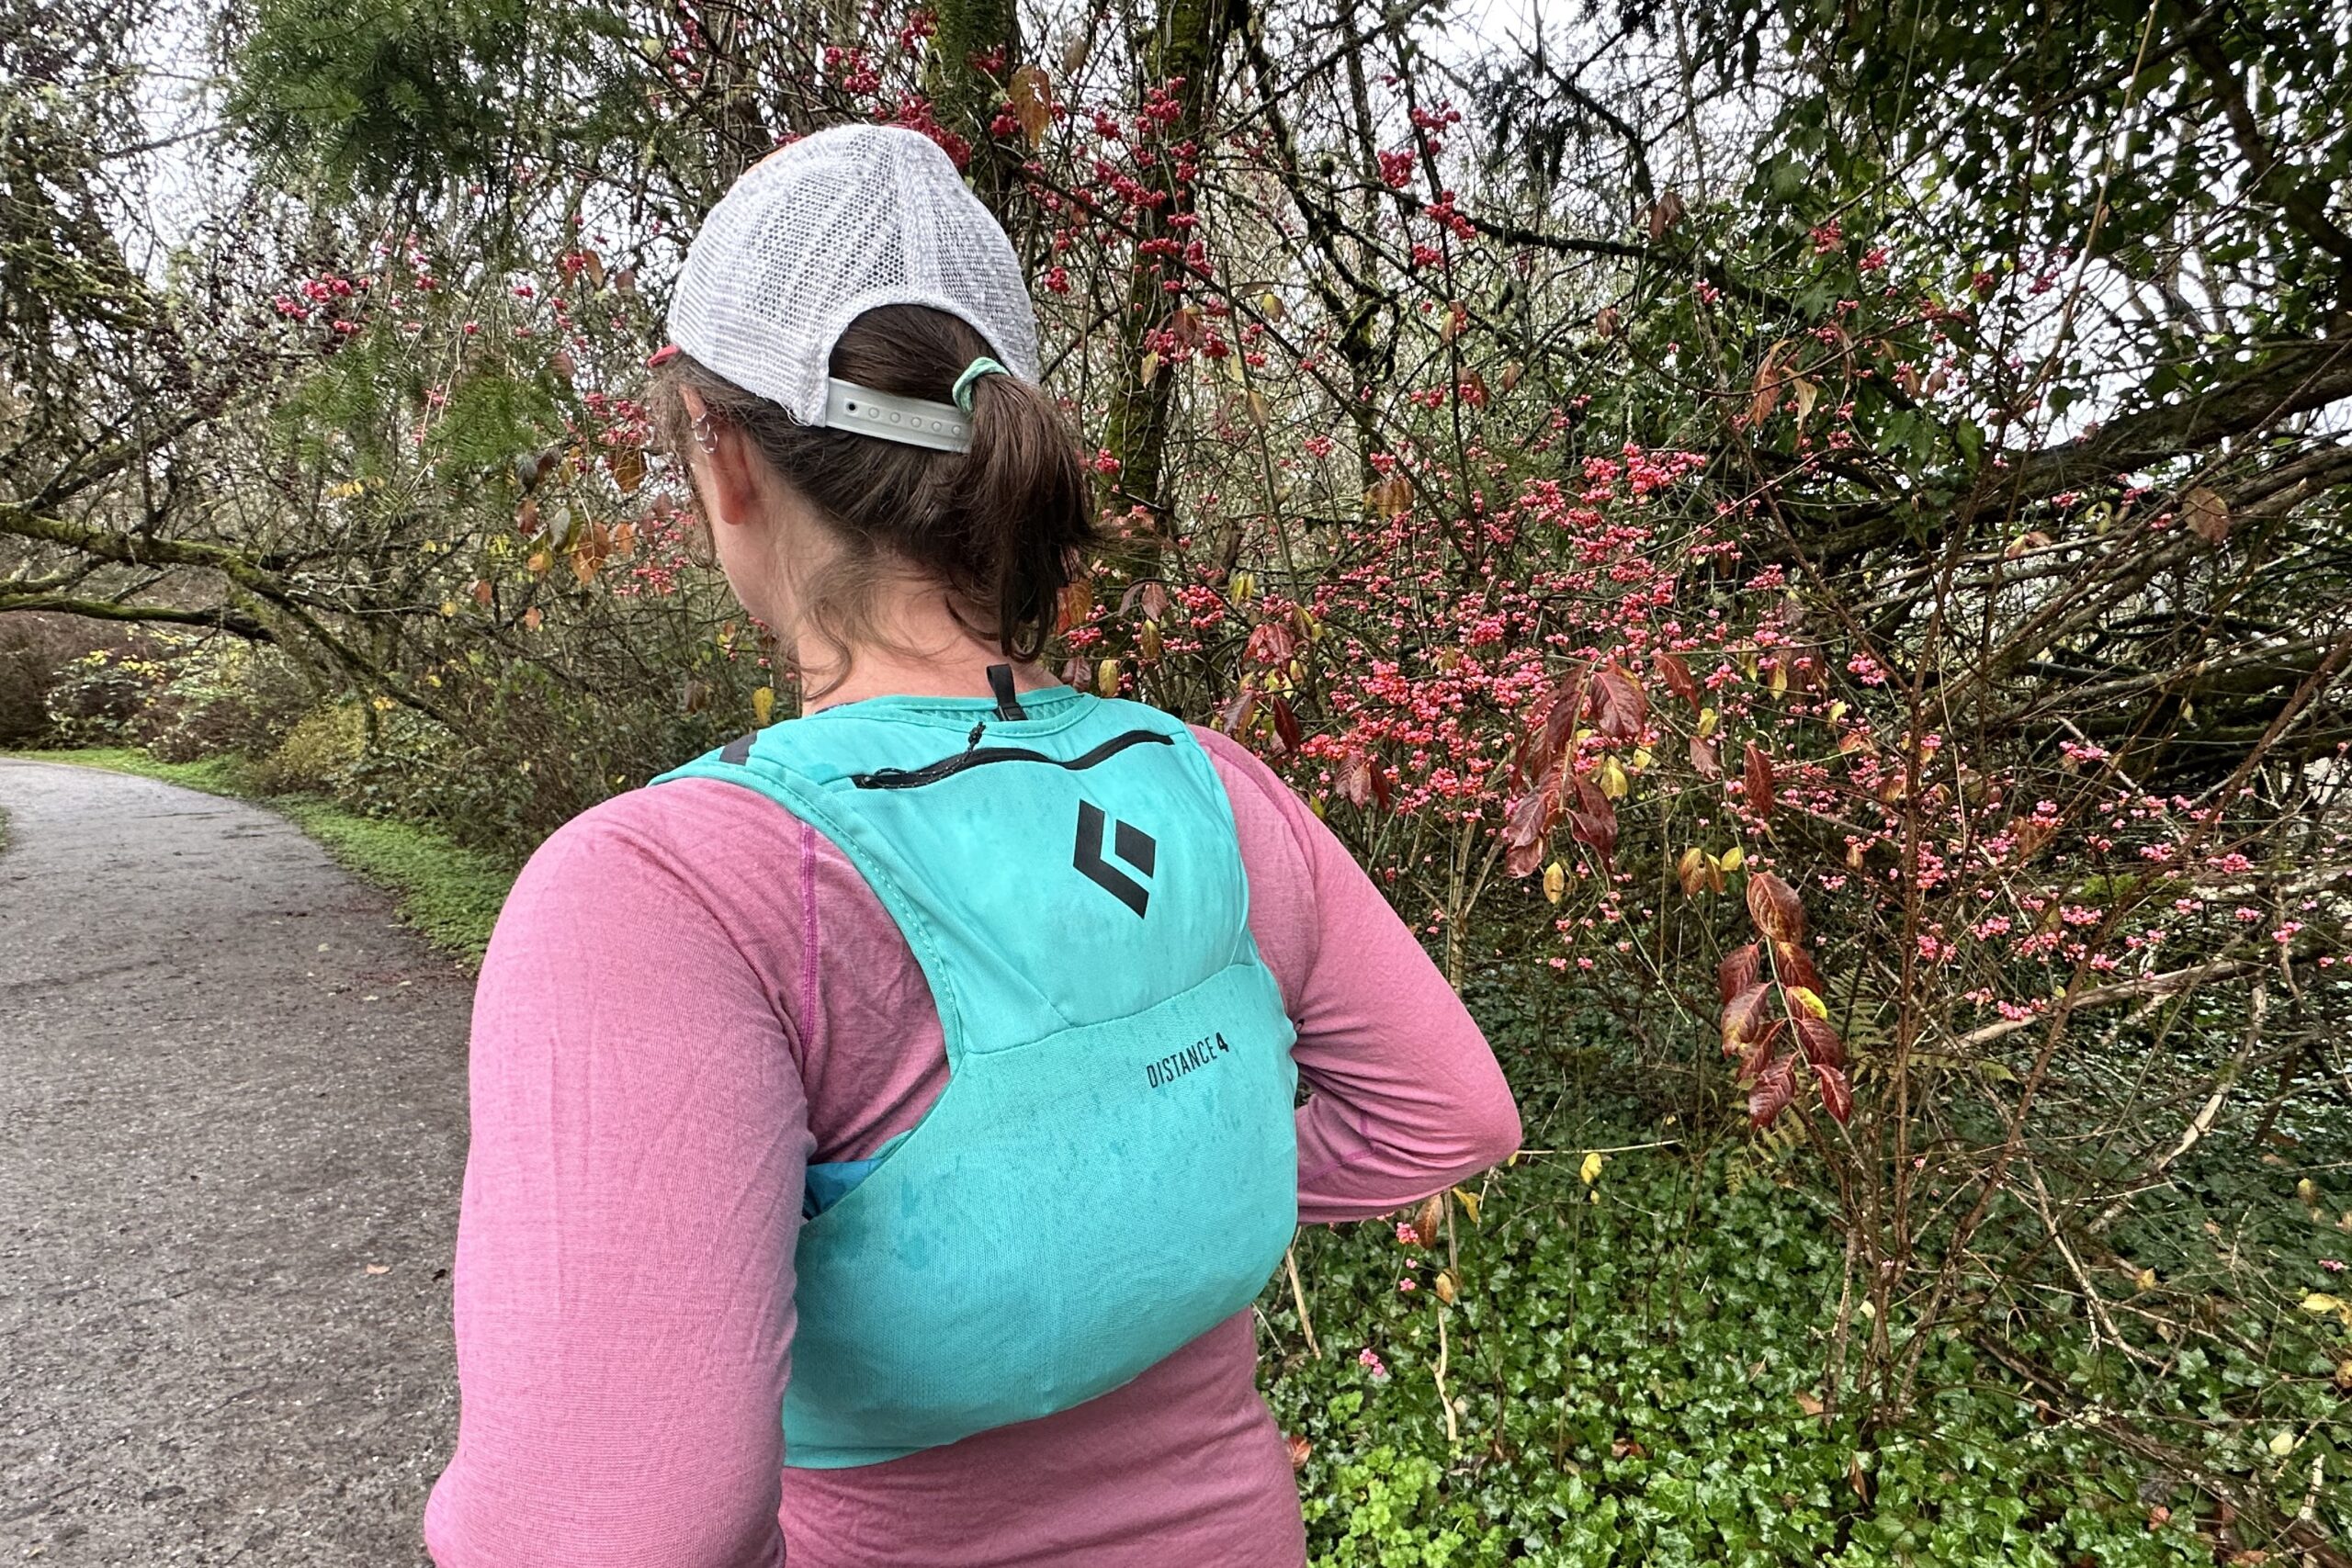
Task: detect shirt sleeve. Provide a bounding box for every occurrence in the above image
[1194,729,1522,1224]
[424,792,807,1568]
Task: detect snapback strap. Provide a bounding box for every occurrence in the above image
[822,378,973,453]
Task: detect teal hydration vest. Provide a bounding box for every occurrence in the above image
[654,674,1300,1469]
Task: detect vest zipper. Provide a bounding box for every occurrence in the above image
[850,728,1172,790]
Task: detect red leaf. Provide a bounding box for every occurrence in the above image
[1566,778,1618,864]
[1270,695,1303,754]
[1793,1014,1845,1070]
[1719,943,1761,1003]
[1246,619,1299,666]
[1119,580,1172,622]
[1655,651,1700,707]
[1647,188,1686,241]
[1285,1433,1312,1471]
[1746,871,1805,944]
[1688,735,1722,779]
[1772,940,1820,994]
[1520,667,1591,783]
[1748,1051,1798,1128]
[1744,741,1775,822]
[1337,752,1378,809]
[1738,1017,1787,1083]
[1503,787,1555,878]
[1219,689,1258,738]
[1720,981,1773,1055]
[1815,1062,1853,1123]
[1593,665,1648,741]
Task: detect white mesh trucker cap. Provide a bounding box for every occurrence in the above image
[664,124,1040,454]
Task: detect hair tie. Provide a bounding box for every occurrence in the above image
[951,356,1011,414]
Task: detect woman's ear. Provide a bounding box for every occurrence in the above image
[679,389,765,532]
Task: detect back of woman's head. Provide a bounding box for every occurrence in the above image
[652,303,1097,671]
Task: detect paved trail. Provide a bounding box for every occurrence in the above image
[0,761,472,1564]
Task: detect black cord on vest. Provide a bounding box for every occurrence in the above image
[985,663,1028,723]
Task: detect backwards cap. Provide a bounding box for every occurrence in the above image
[665,124,1040,453]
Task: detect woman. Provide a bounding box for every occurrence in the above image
[425,123,1520,1566]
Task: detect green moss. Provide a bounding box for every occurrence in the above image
[3,746,514,964]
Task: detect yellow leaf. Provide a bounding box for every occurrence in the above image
[1769,663,1788,697]
[1698,706,1721,739]
[1363,473,1414,517]
[1630,747,1653,771]
[1719,845,1745,874]
[1579,1151,1604,1187]
[752,685,775,726]
[2183,485,2231,545]
[1261,291,1285,321]
[2299,1178,2318,1205]
[1452,1186,1482,1225]
[439,599,458,617]
[608,445,646,495]
[1009,63,1052,147]
[1676,847,1707,897]
[1432,1268,1458,1304]
[1097,658,1120,694]
[2134,1268,2156,1292]
[1230,570,1255,603]
[1543,861,1566,904]
[1788,987,1829,1020]
[1139,351,1161,384]
[1597,756,1629,799]
[1139,619,1163,660]
[2268,1430,2297,1457]
[1826,700,1848,724]
[2301,1292,2346,1314]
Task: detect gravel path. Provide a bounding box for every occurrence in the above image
[0,761,471,1564]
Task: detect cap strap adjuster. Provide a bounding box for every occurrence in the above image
[822,378,973,453]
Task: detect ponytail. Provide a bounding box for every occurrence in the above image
[956,361,1092,660]
[650,303,1097,678]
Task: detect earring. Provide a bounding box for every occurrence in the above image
[692,411,719,453]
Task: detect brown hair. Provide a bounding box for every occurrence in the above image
[650,304,1096,681]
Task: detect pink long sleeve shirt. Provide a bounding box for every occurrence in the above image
[424,724,1521,1567]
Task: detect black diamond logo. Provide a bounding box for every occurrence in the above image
[1074,801,1155,917]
